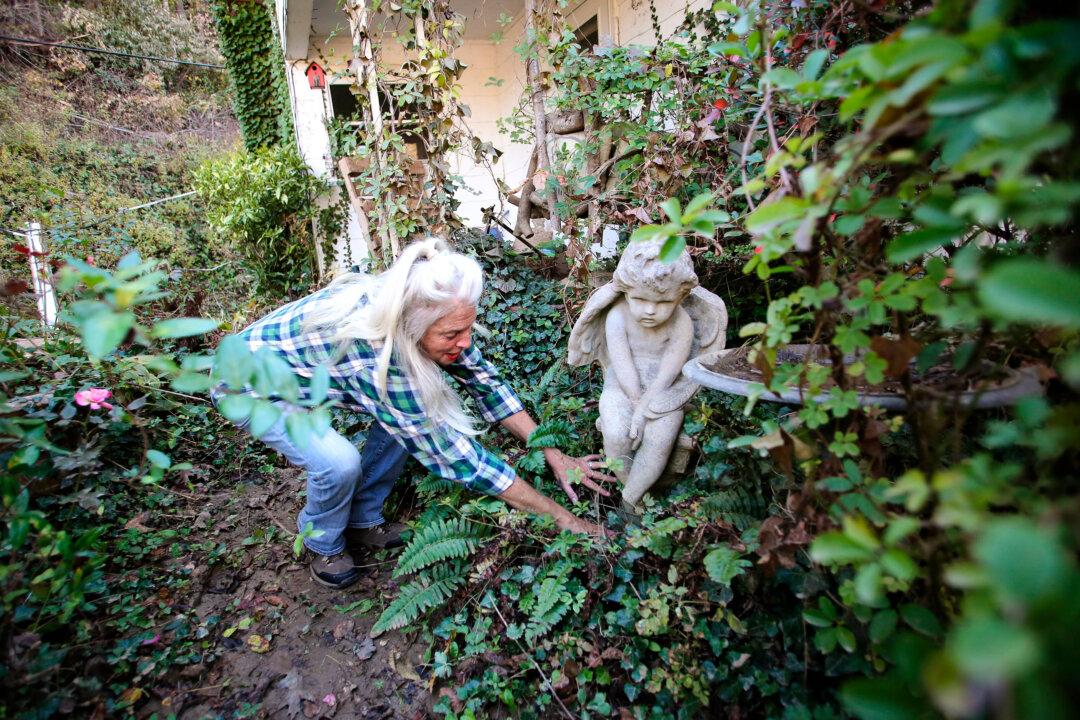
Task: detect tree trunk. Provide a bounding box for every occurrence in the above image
[345,0,400,262]
[523,0,558,226]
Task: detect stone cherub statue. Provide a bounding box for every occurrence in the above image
[568,240,727,513]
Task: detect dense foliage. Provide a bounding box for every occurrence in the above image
[194,144,337,297]
[368,2,1080,719]
[210,0,294,150]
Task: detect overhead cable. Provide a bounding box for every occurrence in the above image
[46,191,198,234]
[0,34,226,69]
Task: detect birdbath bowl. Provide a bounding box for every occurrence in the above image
[682,344,1043,410]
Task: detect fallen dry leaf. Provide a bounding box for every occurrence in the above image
[390,649,422,682]
[119,688,144,705]
[276,669,308,718]
[332,619,354,641]
[246,634,271,653]
[354,636,376,661]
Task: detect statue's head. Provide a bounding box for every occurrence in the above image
[613,240,698,328]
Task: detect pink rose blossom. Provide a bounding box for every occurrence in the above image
[75,388,113,410]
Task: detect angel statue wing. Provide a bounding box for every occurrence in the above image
[647,286,728,416]
[567,282,621,368]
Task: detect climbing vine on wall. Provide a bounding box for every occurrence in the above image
[210,0,293,150]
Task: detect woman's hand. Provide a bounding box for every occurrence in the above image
[544,449,617,504]
[556,513,614,538]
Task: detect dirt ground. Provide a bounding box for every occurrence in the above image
[146,468,432,720]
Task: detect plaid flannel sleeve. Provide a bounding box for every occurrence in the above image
[347,362,517,496]
[444,344,525,423]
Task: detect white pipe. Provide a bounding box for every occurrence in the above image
[26,222,58,326]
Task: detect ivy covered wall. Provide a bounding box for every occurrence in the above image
[210,0,293,150]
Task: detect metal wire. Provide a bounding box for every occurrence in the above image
[0,34,226,69]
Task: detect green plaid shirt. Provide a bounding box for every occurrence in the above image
[237,285,524,496]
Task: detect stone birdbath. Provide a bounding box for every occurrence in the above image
[682,344,1043,410]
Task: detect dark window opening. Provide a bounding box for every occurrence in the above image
[574,15,599,49]
[329,83,361,120]
[327,83,427,160]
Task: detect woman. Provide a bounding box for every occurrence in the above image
[217,238,612,589]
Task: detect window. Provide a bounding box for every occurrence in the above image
[327,82,427,160]
[329,84,361,120]
[574,15,599,49]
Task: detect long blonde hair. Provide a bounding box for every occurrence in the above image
[302,238,484,434]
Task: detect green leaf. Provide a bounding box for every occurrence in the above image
[146,449,171,469]
[886,227,959,263]
[762,67,802,89]
[836,626,857,653]
[801,48,829,80]
[972,516,1069,605]
[216,393,255,424]
[254,348,299,402]
[854,563,884,605]
[171,372,213,393]
[658,236,686,263]
[811,532,875,565]
[841,676,924,720]
[978,258,1080,329]
[81,311,135,358]
[703,545,750,586]
[880,549,918,582]
[900,604,941,637]
[683,191,716,218]
[285,411,313,448]
[249,400,283,439]
[151,317,220,339]
[659,198,682,224]
[213,335,255,389]
[308,365,331,404]
[629,224,670,243]
[869,610,898,644]
[950,617,1040,681]
[744,197,809,234]
[803,605,835,628]
[972,90,1056,139]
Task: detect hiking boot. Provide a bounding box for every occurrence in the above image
[346,522,408,551]
[308,550,360,589]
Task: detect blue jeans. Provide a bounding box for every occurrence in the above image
[233,404,408,555]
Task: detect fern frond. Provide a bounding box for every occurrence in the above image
[527,418,574,449]
[701,488,766,531]
[393,518,485,577]
[524,358,567,407]
[531,573,567,620]
[521,563,576,642]
[370,565,465,637]
[415,474,458,496]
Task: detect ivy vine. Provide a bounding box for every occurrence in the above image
[211,0,293,150]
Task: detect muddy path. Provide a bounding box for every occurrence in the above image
[147,468,431,720]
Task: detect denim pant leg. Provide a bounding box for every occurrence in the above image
[348,421,409,529]
[248,411,362,556]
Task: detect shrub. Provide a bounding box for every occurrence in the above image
[194,144,327,297]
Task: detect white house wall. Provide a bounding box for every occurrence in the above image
[284,0,710,258]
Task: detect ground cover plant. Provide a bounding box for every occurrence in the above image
[1,0,1079,719]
